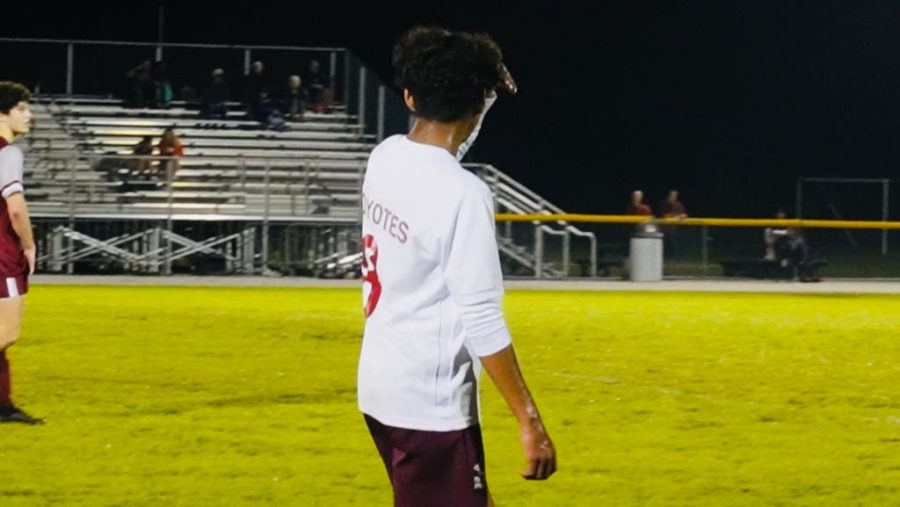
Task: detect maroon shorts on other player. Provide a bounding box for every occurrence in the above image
[0,274,27,299]
[364,414,489,507]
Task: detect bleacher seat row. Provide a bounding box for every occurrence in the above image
[23,96,371,220]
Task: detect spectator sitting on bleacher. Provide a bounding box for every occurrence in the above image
[151,60,174,109]
[243,61,269,110]
[157,128,184,182]
[203,68,230,119]
[251,90,287,130]
[302,59,332,113]
[125,60,154,108]
[283,75,307,121]
[132,136,154,179]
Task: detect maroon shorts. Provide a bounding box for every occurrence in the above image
[0,274,27,299]
[364,414,489,507]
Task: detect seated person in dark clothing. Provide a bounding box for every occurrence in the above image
[252,89,286,130]
[132,135,154,179]
[764,209,821,282]
[125,60,154,108]
[243,61,268,110]
[301,59,332,113]
[203,68,230,119]
[151,60,173,108]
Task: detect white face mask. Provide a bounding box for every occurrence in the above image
[456,93,498,161]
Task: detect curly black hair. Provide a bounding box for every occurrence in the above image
[0,82,30,114]
[393,26,503,123]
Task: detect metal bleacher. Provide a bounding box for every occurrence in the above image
[18,94,371,275]
[24,96,371,221]
[22,96,597,278]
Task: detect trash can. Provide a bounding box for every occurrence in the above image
[630,225,663,282]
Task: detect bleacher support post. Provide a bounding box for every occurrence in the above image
[284,225,293,269]
[165,173,174,275]
[242,227,256,274]
[303,163,310,215]
[329,51,338,100]
[48,227,64,272]
[309,228,319,268]
[66,43,74,95]
[343,52,351,107]
[262,164,271,268]
[67,158,76,274]
[148,227,161,274]
[358,67,366,127]
[534,223,544,278]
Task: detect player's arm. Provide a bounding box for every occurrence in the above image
[6,193,35,275]
[456,93,496,160]
[442,186,556,480]
[455,63,517,160]
[0,147,34,275]
[481,345,556,480]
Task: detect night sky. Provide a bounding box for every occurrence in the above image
[5,1,900,218]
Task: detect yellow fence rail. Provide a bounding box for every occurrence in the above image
[495,214,900,230]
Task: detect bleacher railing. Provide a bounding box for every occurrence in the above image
[0,37,409,142]
[27,151,363,274]
[27,152,364,221]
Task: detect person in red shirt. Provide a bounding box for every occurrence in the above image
[659,190,687,219]
[658,189,688,260]
[0,82,42,424]
[625,189,652,215]
[157,127,184,182]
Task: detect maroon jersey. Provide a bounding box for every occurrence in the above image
[0,138,27,277]
[625,203,652,216]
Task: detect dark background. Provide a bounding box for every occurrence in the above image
[4,1,900,219]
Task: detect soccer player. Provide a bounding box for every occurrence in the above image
[358,27,555,506]
[0,81,41,425]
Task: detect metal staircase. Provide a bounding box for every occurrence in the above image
[466,163,597,278]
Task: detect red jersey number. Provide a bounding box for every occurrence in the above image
[362,234,382,317]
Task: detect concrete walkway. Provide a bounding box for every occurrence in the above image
[30,275,900,294]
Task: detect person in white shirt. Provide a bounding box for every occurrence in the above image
[358,26,556,507]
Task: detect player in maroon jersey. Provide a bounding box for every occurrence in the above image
[0,82,42,424]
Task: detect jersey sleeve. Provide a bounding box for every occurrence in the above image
[442,184,513,357]
[0,146,25,199]
[456,93,498,161]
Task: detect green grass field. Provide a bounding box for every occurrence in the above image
[1,285,899,506]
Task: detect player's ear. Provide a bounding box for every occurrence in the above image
[403,89,416,112]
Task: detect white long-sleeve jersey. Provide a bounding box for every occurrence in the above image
[357,134,512,431]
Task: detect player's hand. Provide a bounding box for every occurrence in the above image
[24,246,35,276]
[519,419,556,480]
[499,63,517,95]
